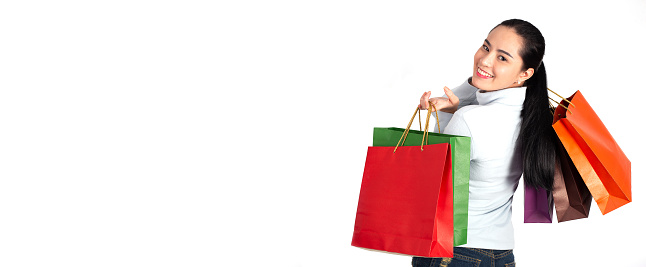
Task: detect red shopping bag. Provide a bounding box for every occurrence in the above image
[552,90,631,215]
[351,143,454,257]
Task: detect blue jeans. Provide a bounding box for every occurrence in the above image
[412,247,515,267]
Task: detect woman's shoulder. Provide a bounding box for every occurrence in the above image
[453,104,485,118]
[451,104,518,129]
[442,105,482,136]
[455,103,516,117]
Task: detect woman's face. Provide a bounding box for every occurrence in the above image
[472,26,532,91]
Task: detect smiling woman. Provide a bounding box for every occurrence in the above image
[414,19,558,267]
[471,27,533,91]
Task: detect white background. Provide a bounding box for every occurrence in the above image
[1,1,645,266]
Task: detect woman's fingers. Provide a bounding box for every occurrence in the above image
[422,87,460,114]
[428,97,449,110]
[419,91,432,109]
[444,86,459,106]
[420,87,458,113]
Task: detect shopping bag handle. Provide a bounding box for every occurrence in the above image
[547,88,574,115]
[393,102,440,153]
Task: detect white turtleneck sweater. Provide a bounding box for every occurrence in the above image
[434,78,526,250]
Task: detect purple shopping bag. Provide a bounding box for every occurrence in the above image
[524,183,553,223]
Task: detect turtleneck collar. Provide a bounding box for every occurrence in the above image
[475,84,527,107]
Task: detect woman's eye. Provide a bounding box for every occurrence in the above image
[482,45,489,51]
[498,55,507,61]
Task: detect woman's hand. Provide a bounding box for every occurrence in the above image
[419,86,460,114]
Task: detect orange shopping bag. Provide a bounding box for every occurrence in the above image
[551,90,631,215]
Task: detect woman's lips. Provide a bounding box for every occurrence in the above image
[476,67,494,79]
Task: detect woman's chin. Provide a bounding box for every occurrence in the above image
[471,77,489,90]
[473,76,505,91]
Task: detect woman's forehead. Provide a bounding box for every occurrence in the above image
[487,26,524,57]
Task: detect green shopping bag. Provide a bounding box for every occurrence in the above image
[372,107,471,246]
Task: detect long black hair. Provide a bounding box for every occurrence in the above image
[496,19,558,191]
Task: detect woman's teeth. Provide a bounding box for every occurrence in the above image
[478,68,493,78]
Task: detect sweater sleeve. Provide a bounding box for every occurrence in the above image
[443,107,476,159]
[433,78,479,133]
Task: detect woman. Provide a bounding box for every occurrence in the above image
[412,19,558,266]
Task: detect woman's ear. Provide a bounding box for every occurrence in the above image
[519,68,534,83]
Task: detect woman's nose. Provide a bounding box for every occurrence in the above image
[480,53,495,67]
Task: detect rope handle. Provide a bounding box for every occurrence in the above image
[394,102,440,153]
[547,88,574,115]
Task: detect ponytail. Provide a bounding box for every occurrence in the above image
[518,63,557,191]
[496,19,559,191]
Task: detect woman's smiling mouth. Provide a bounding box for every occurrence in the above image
[476,67,494,78]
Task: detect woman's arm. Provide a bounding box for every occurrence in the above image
[419,79,479,133]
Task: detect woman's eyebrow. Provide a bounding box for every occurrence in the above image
[485,39,515,59]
